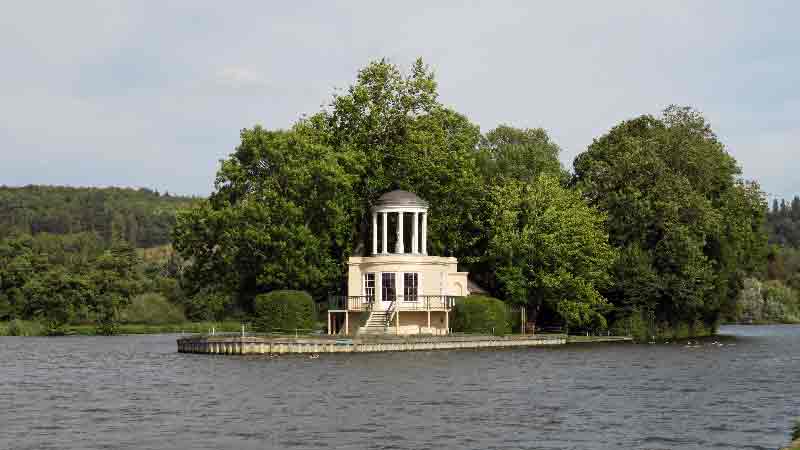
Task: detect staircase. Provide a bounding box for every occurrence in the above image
[358,311,391,335]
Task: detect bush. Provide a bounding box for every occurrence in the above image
[121,293,185,324]
[451,295,510,335]
[793,419,800,441]
[184,289,232,321]
[5,319,44,336]
[253,290,314,332]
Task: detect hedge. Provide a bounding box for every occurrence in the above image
[253,290,314,332]
[451,295,511,335]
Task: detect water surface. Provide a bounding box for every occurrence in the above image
[1,325,798,449]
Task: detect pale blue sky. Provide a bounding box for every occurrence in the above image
[1,1,798,199]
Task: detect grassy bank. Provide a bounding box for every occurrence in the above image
[0,320,243,336]
[608,313,717,342]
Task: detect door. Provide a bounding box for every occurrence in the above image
[381,272,396,310]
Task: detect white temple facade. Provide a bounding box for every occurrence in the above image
[328,190,471,335]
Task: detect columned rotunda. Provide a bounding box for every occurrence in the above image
[328,190,471,335]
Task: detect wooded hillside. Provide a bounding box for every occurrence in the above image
[0,185,198,248]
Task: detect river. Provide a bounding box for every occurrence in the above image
[1,325,798,450]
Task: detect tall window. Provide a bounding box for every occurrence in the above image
[382,273,396,302]
[363,273,375,302]
[404,272,418,301]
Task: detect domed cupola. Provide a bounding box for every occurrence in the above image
[371,190,429,255]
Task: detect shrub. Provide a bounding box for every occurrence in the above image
[793,418,800,441]
[253,290,314,332]
[5,319,44,336]
[185,289,232,321]
[451,295,510,335]
[121,293,185,324]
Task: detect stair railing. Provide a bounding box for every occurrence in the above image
[385,300,397,331]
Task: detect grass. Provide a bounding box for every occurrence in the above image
[0,320,243,336]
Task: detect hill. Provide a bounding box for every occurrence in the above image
[0,185,198,248]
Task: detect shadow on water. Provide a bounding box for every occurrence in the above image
[1,325,798,450]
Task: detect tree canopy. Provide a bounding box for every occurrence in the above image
[173,58,616,329]
[573,106,768,328]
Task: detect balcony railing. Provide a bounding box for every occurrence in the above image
[328,295,461,311]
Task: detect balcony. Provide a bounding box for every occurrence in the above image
[327,295,461,312]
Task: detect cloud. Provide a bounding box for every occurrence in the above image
[215,66,271,90]
[0,1,797,198]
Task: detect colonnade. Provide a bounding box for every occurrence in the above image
[371,210,427,255]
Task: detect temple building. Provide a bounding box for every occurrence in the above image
[328,190,473,335]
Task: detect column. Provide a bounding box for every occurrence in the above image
[395,211,404,253]
[327,312,332,335]
[421,212,428,255]
[345,311,349,335]
[372,212,378,255]
[381,212,388,254]
[412,211,419,254]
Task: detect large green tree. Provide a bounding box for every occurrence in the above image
[486,176,616,330]
[174,59,487,307]
[173,129,360,304]
[477,125,567,184]
[573,106,768,328]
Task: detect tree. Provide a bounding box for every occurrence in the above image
[175,59,487,308]
[485,176,616,330]
[573,106,768,329]
[22,268,92,335]
[89,243,142,334]
[173,128,361,306]
[477,125,566,184]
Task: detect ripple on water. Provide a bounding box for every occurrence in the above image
[1,326,799,450]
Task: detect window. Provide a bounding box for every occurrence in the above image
[404,272,418,301]
[363,273,375,302]
[382,273,396,302]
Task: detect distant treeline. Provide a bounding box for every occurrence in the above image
[768,196,800,248]
[0,185,198,248]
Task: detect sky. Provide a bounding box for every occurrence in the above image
[1,1,798,199]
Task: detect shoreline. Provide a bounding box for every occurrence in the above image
[176,333,634,355]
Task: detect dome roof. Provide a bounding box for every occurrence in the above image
[374,190,429,208]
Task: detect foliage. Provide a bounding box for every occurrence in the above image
[767,197,800,248]
[184,289,233,321]
[175,59,487,306]
[0,231,175,334]
[173,128,361,306]
[121,293,185,324]
[253,290,314,332]
[22,267,92,335]
[4,319,44,336]
[735,278,800,323]
[451,295,511,335]
[175,59,612,331]
[573,106,768,330]
[793,419,800,441]
[477,125,566,184]
[485,176,616,330]
[0,185,196,248]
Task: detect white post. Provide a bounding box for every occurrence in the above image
[421,212,427,255]
[381,211,388,254]
[412,211,419,254]
[372,212,378,255]
[395,211,404,253]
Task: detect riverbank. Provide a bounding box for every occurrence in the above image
[0,320,242,336]
[176,333,634,354]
